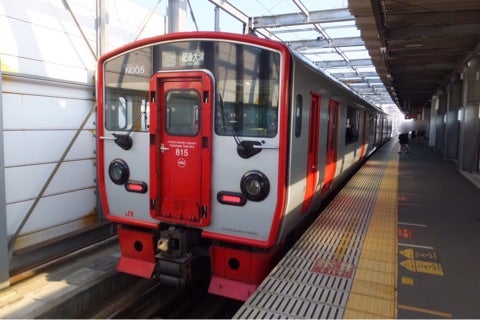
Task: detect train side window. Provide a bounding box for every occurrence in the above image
[295,94,303,137]
[345,105,360,144]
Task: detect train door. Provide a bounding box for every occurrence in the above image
[322,99,338,192]
[302,93,321,212]
[149,71,213,227]
[360,112,367,158]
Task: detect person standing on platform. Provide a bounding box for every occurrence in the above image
[398,132,410,153]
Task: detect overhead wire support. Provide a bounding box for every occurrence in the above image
[134,0,164,41]
[207,0,278,39]
[187,0,199,31]
[62,0,97,60]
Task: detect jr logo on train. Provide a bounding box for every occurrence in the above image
[96,31,392,301]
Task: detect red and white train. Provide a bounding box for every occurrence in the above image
[96,31,392,301]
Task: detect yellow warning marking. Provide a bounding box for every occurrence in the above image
[400,259,416,272]
[399,248,414,259]
[415,250,438,261]
[345,154,398,318]
[398,304,452,318]
[401,276,414,285]
[415,260,444,276]
[400,259,444,276]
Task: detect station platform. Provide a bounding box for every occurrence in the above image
[235,137,480,319]
[1,137,479,319]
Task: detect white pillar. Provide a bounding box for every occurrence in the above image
[0,58,10,289]
[214,6,220,31]
[96,0,108,57]
[167,0,187,33]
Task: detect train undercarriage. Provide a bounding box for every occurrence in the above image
[115,224,283,301]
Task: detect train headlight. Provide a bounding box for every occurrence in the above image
[241,171,270,201]
[109,159,130,185]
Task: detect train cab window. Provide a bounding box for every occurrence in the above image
[104,40,279,137]
[214,44,280,138]
[295,94,303,137]
[106,96,131,130]
[105,90,149,132]
[345,105,360,144]
[117,97,128,129]
[165,89,200,136]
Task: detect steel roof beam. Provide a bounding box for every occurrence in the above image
[386,24,480,39]
[207,0,394,107]
[208,0,249,25]
[315,59,373,68]
[332,71,379,78]
[287,37,364,49]
[253,8,352,28]
[207,0,277,38]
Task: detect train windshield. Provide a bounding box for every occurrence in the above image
[103,40,280,137]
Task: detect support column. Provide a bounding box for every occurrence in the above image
[214,6,220,31]
[435,92,447,151]
[0,59,10,289]
[429,95,439,147]
[444,75,462,161]
[460,57,480,171]
[96,0,108,58]
[167,0,187,33]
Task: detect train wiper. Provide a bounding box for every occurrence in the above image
[218,94,261,159]
[221,112,241,146]
[111,111,146,150]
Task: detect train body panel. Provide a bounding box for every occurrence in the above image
[278,52,380,241]
[102,131,154,226]
[207,133,280,241]
[96,31,391,301]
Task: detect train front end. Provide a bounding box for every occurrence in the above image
[97,32,290,301]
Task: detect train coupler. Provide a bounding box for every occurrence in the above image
[153,226,201,285]
[156,226,200,257]
[154,255,193,286]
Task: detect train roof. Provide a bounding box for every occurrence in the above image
[286,46,387,115]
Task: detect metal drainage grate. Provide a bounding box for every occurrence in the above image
[234,159,389,319]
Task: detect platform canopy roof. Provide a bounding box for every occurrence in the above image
[349,0,480,115]
[192,0,480,115]
[195,0,397,113]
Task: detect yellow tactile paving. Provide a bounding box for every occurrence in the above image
[348,279,396,300]
[344,154,398,319]
[345,293,395,318]
[234,145,400,319]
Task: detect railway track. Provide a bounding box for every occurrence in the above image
[87,279,242,319]
[86,258,242,319]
